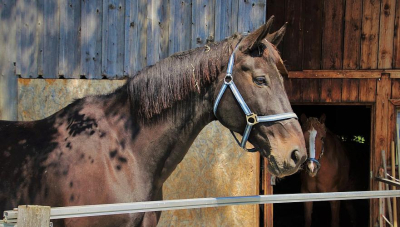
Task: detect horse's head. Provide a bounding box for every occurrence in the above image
[214,18,306,178]
[300,114,327,177]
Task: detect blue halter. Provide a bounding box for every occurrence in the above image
[213,45,298,152]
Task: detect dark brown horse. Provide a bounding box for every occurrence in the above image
[300,114,352,227]
[0,19,306,227]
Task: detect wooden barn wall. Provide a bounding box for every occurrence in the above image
[267,0,400,226]
[267,0,400,71]
[1,0,266,80]
[17,78,260,226]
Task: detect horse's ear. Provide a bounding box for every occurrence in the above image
[266,22,287,46]
[277,57,289,77]
[239,16,274,51]
[320,114,326,124]
[300,114,307,125]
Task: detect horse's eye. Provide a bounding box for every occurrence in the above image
[254,76,267,86]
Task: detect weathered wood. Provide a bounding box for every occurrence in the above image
[102,0,125,78]
[124,0,147,76]
[302,0,323,70]
[360,0,380,69]
[391,79,400,99]
[168,0,191,56]
[0,0,18,120]
[372,74,391,226]
[289,70,382,79]
[283,0,303,71]
[263,160,273,227]
[341,79,359,102]
[215,0,239,42]
[266,0,285,53]
[320,79,342,102]
[284,78,302,103]
[394,2,400,68]
[59,0,81,78]
[238,0,266,34]
[191,0,215,48]
[17,205,50,227]
[43,0,60,78]
[81,0,103,79]
[16,0,38,78]
[322,0,344,69]
[36,0,44,76]
[343,0,362,69]
[146,0,169,65]
[301,79,320,102]
[378,0,396,69]
[359,79,377,102]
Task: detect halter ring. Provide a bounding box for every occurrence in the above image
[224,74,233,84]
[246,113,258,126]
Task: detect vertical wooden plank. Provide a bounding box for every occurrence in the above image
[302,0,323,70]
[392,0,400,68]
[146,0,169,66]
[378,0,396,69]
[343,0,362,69]
[43,0,60,78]
[372,74,391,226]
[0,0,18,120]
[215,0,239,42]
[124,0,147,76]
[284,79,302,103]
[102,0,125,78]
[238,0,266,34]
[341,79,360,102]
[301,79,320,102]
[322,0,344,69]
[263,162,273,227]
[17,0,38,78]
[37,0,44,76]
[59,0,81,78]
[359,79,377,102]
[168,0,191,56]
[282,0,303,71]
[159,0,170,60]
[81,0,102,79]
[360,0,380,69]
[191,0,215,49]
[391,79,400,99]
[320,79,342,102]
[266,0,285,52]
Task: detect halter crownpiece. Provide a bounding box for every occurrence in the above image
[213,42,298,152]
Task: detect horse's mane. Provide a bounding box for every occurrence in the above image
[127,35,240,119]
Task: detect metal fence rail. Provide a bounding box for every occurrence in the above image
[2,190,400,224]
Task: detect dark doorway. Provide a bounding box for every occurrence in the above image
[273,105,371,227]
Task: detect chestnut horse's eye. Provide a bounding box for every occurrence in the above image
[254,76,267,86]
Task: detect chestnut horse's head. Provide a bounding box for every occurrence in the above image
[214,17,307,178]
[300,114,327,177]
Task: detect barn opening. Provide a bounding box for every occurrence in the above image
[273,105,371,227]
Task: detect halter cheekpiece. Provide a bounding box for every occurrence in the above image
[213,40,298,152]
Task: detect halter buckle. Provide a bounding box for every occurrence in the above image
[246,113,258,126]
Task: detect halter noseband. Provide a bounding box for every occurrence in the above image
[213,42,298,152]
[307,138,324,170]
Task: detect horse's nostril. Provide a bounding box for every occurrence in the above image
[291,149,300,164]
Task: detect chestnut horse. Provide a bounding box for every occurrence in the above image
[0,18,306,227]
[300,114,352,227]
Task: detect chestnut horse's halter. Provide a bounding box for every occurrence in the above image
[213,43,298,152]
